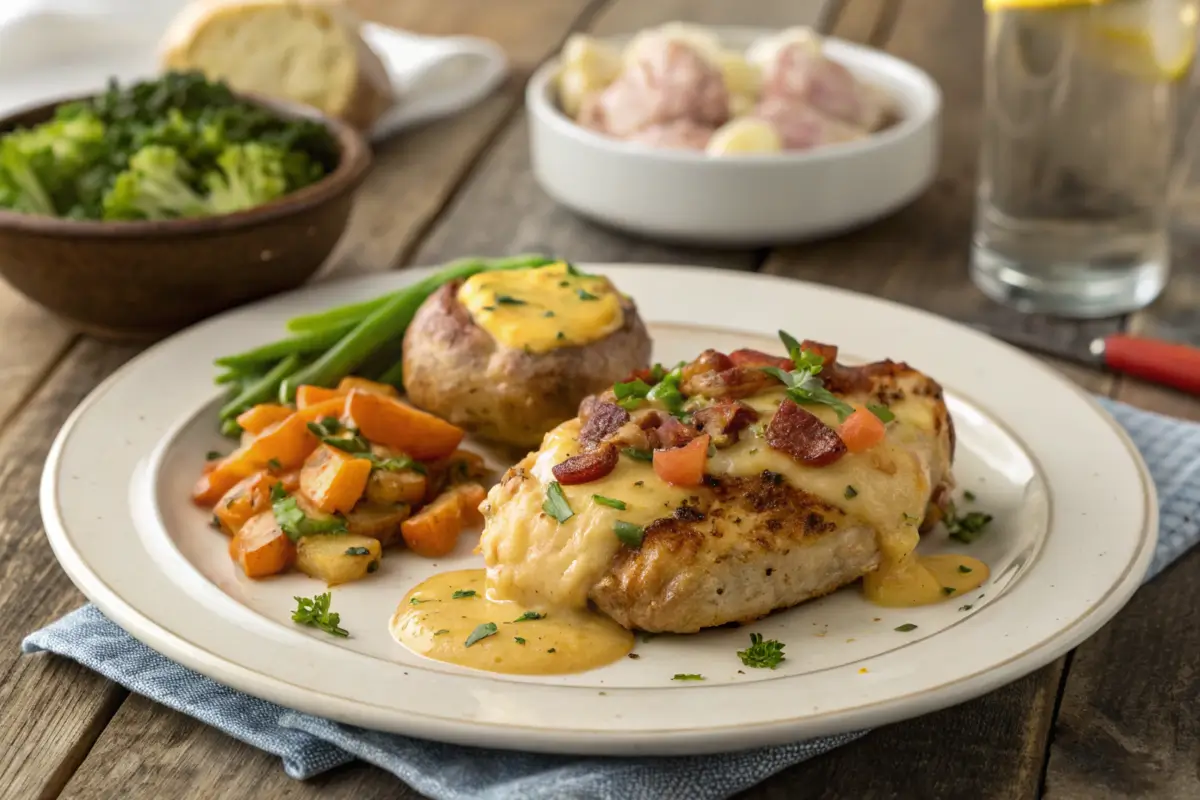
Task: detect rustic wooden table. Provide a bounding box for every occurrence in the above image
[2,1,1198,798]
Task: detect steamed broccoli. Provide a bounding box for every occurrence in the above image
[205,143,288,214]
[0,71,338,220]
[102,145,211,220]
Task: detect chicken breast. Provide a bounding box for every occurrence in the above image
[479,340,955,633]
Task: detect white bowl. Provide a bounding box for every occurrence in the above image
[526,27,942,246]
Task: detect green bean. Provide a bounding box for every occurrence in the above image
[283,254,556,333]
[220,418,244,439]
[378,357,405,390]
[214,325,354,370]
[278,288,425,401]
[219,354,302,421]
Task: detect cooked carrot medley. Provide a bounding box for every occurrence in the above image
[195,377,488,584]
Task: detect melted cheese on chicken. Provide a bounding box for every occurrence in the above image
[480,387,953,614]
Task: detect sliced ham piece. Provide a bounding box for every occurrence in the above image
[579,36,729,139]
[757,36,890,131]
[753,96,867,151]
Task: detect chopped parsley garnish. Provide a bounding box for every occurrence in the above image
[368,453,427,474]
[543,310,555,318]
[737,633,786,670]
[494,294,526,305]
[319,433,371,454]
[944,501,994,543]
[577,288,598,301]
[514,637,526,645]
[894,623,918,632]
[963,490,977,502]
[556,332,565,341]
[559,280,570,287]
[344,546,370,556]
[902,512,920,525]
[621,447,654,462]
[542,481,574,523]
[464,622,498,647]
[958,565,973,574]
[547,648,557,653]
[452,589,477,599]
[292,592,348,637]
[958,604,974,612]
[307,417,342,436]
[614,520,645,548]
[867,404,895,423]
[760,330,855,422]
[613,378,652,410]
[210,514,221,530]
[205,450,223,461]
[672,673,705,681]
[434,629,450,636]
[645,363,687,417]
[367,561,379,573]
[410,597,429,605]
[592,494,627,510]
[942,586,956,595]
[267,458,282,471]
[482,305,496,311]
[271,483,346,541]
[513,611,545,622]
[844,485,858,499]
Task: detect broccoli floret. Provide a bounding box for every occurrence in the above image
[0,110,106,216]
[204,143,289,213]
[101,145,212,221]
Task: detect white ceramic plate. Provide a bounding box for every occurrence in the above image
[42,265,1156,756]
[527,28,940,246]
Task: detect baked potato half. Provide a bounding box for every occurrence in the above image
[402,267,651,449]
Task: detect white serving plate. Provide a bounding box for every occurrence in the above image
[526,28,941,246]
[42,265,1154,756]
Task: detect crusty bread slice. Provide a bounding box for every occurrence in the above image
[160,0,393,130]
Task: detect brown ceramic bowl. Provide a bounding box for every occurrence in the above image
[0,93,372,341]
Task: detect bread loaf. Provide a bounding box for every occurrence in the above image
[160,0,393,130]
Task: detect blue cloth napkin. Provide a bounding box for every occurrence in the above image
[22,398,1200,800]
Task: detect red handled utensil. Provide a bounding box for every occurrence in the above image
[1092,334,1200,396]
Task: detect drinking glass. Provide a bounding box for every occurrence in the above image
[971,0,1197,318]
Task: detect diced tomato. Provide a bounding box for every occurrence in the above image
[653,433,710,487]
[728,348,792,370]
[838,407,887,453]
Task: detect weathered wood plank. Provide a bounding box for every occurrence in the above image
[760,0,1125,361]
[321,0,602,276]
[58,695,415,800]
[0,340,141,800]
[0,282,75,426]
[409,0,828,270]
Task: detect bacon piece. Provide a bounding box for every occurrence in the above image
[799,339,839,366]
[681,349,734,382]
[683,365,776,399]
[648,415,700,449]
[692,400,759,447]
[578,402,631,449]
[552,444,619,485]
[728,348,793,370]
[766,400,847,466]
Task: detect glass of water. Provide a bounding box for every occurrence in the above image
[971,0,1197,318]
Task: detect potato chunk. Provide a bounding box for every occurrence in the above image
[345,503,411,547]
[295,534,382,586]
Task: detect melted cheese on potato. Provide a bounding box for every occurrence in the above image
[456,263,625,354]
[480,388,945,613]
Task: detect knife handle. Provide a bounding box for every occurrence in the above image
[1103,334,1200,396]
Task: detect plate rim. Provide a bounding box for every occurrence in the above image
[39,264,1158,754]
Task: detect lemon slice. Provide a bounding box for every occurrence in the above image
[706,118,783,156]
[561,34,623,83]
[1089,0,1198,80]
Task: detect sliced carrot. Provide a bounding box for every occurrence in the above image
[344,390,464,460]
[236,403,294,435]
[231,512,295,578]
[196,415,320,506]
[652,433,710,487]
[294,396,349,423]
[400,490,465,558]
[838,408,887,453]
[337,376,399,397]
[214,471,275,535]
[455,482,488,526]
[296,385,345,409]
[300,444,373,514]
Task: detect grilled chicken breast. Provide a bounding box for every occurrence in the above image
[479,340,954,633]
